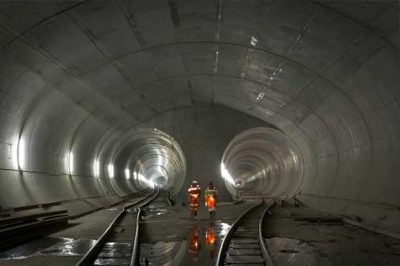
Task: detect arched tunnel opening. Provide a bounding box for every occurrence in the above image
[0,0,399,265]
[221,127,304,200]
[112,128,186,194]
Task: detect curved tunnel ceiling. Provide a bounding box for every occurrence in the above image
[0,0,399,234]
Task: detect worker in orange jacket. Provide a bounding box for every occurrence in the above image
[188,180,201,220]
[205,181,218,219]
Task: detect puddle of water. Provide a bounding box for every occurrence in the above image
[97,242,132,256]
[94,242,133,265]
[139,220,231,266]
[39,237,96,257]
[0,237,62,260]
[94,257,131,265]
[140,241,186,266]
[0,218,232,265]
[0,237,95,260]
[182,220,231,265]
[143,206,172,218]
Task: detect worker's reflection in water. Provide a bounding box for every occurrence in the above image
[205,222,217,259]
[188,222,218,263]
[188,224,201,261]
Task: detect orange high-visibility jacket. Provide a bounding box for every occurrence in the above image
[205,187,217,211]
[188,185,201,209]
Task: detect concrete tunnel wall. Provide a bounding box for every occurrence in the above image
[0,0,399,236]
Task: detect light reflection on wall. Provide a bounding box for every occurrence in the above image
[93,159,100,178]
[137,172,155,188]
[17,137,25,170]
[220,163,235,185]
[124,168,130,179]
[12,137,19,169]
[107,163,114,178]
[65,151,73,175]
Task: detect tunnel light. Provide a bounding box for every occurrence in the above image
[125,168,130,179]
[17,137,26,170]
[133,171,137,180]
[65,151,74,175]
[220,163,235,185]
[107,164,114,178]
[93,159,100,178]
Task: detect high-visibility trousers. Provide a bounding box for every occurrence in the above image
[189,196,200,211]
[205,196,216,212]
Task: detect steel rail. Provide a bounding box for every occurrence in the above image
[215,200,274,266]
[215,200,263,266]
[259,200,275,266]
[166,190,173,206]
[130,189,160,266]
[75,190,157,266]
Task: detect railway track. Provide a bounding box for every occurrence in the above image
[216,200,275,266]
[75,189,166,266]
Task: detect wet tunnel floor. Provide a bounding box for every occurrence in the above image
[139,219,230,265]
[0,202,400,265]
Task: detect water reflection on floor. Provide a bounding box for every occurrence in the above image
[142,206,172,218]
[94,242,133,266]
[0,217,231,265]
[140,219,231,266]
[40,237,96,257]
[142,202,173,219]
[0,237,61,260]
[0,237,95,260]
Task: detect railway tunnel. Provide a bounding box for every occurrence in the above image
[0,0,399,265]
